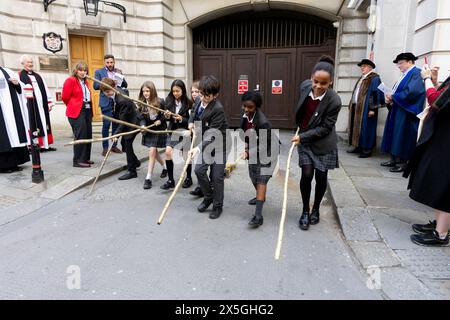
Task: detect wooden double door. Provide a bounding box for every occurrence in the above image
[69,34,105,121]
[194,45,335,129]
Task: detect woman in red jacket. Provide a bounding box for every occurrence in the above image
[62,62,93,167]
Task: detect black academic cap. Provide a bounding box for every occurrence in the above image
[393,52,418,63]
[357,59,376,69]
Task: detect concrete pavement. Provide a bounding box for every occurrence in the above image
[0,129,152,226]
[329,135,450,299]
[0,129,449,299]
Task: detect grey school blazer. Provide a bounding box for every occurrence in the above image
[295,79,342,155]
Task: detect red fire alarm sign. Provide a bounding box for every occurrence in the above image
[238,80,248,95]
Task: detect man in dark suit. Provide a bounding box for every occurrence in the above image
[188,76,229,219]
[100,78,140,180]
[94,54,128,156]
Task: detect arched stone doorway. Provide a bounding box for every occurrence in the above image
[192,9,337,128]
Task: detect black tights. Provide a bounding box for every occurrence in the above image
[300,165,328,213]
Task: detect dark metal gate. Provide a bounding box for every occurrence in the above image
[193,10,336,128]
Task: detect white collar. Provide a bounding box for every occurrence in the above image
[362,70,374,79]
[402,65,415,76]
[309,90,326,101]
[243,112,256,123]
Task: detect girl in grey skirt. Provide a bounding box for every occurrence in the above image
[137,81,167,190]
[291,56,342,231]
[240,91,277,228]
[161,79,193,190]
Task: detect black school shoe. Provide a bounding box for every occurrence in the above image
[248,215,263,228]
[381,160,396,167]
[143,179,152,189]
[160,169,168,178]
[299,212,310,230]
[197,199,213,212]
[160,180,175,190]
[310,208,320,225]
[209,207,222,219]
[347,147,362,154]
[410,230,449,247]
[118,171,137,180]
[182,177,193,188]
[248,197,257,205]
[190,187,204,197]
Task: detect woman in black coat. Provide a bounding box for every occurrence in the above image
[405,67,450,247]
[291,56,342,231]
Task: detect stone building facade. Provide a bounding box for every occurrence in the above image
[0,0,448,133]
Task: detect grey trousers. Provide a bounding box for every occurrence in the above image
[195,160,225,209]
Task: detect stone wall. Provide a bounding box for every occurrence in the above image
[0,0,376,131]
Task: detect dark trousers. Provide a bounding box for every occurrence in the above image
[101,116,119,150]
[195,158,225,209]
[122,135,138,173]
[68,108,92,164]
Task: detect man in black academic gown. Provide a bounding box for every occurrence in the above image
[0,66,30,173]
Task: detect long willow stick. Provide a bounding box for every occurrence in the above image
[157,129,196,225]
[86,75,171,116]
[275,127,300,260]
[85,123,157,196]
[65,123,157,146]
[102,115,183,135]
[86,143,114,197]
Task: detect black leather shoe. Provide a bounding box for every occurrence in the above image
[143,179,152,189]
[73,162,91,168]
[381,160,396,167]
[299,212,310,230]
[182,177,193,188]
[248,197,257,205]
[389,165,405,173]
[197,199,213,212]
[347,147,361,154]
[248,215,263,228]
[410,230,449,247]
[190,187,204,197]
[160,180,175,190]
[118,171,137,180]
[209,207,222,219]
[359,151,372,158]
[310,208,320,225]
[160,169,168,178]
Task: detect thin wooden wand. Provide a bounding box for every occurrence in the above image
[275,127,300,260]
[102,115,184,135]
[64,123,157,146]
[157,128,196,225]
[86,75,172,116]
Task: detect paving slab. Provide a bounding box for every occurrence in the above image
[0,197,52,226]
[395,248,450,279]
[337,207,381,241]
[368,207,434,226]
[40,175,94,200]
[379,267,441,300]
[349,241,400,268]
[369,211,419,250]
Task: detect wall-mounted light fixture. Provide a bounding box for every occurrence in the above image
[43,0,126,22]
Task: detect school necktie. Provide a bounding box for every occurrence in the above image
[197,105,205,119]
